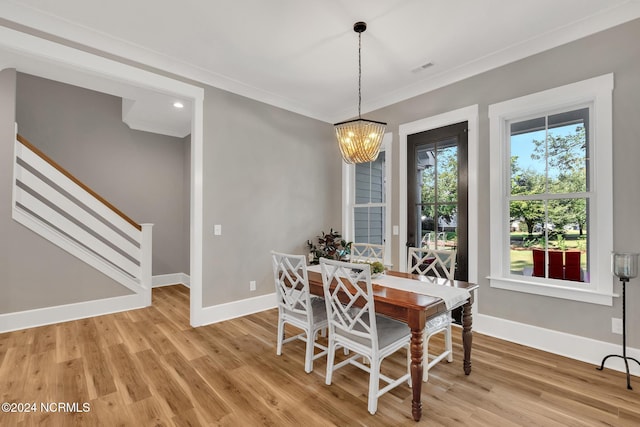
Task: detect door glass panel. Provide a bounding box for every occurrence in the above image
[437,145,458,203]
[437,203,457,251]
[419,205,435,248]
[417,139,458,251]
[418,148,435,203]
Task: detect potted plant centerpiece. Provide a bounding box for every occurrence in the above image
[307,229,352,265]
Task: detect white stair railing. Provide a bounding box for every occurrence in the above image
[12,130,152,299]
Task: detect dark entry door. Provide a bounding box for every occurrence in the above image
[407,121,469,284]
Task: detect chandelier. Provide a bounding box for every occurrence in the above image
[334,21,386,164]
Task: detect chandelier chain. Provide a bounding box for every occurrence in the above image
[358,31,362,119]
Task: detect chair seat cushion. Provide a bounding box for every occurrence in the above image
[287,296,327,324]
[425,313,450,332]
[339,312,409,349]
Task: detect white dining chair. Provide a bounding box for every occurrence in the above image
[320,258,411,415]
[407,247,457,381]
[271,251,328,373]
[349,242,385,264]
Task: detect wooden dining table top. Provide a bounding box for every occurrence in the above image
[306,269,478,322]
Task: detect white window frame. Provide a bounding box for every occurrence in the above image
[342,133,392,267]
[488,74,614,306]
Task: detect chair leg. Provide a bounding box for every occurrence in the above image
[276,317,284,356]
[445,324,453,363]
[304,328,314,373]
[367,357,380,415]
[325,340,336,386]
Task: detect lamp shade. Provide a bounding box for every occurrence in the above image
[334,118,386,164]
[611,252,639,280]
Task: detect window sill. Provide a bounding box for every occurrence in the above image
[488,276,615,306]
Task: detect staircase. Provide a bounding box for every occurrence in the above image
[11,129,152,305]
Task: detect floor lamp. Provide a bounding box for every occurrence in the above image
[597,252,640,389]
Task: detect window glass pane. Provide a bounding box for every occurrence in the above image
[548,198,589,283]
[509,198,589,283]
[437,145,458,203]
[509,199,545,276]
[370,152,385,203]
[355,163,371,204]
[354,206,368,242]
[510,120,546,196]
[355,152,385,204]
[368,207,384,245]
[354,206,384,245]
[547,111,587,194]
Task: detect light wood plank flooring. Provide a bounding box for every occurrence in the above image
[1,285,639,426]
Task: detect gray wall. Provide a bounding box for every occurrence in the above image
[373,19,640,346]
[0,69,132,314]
[15,73,190,276]
[202,86,341,306]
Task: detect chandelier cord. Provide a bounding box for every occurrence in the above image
[358,30,362,119]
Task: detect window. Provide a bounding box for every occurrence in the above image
[488,74,613,305]
[342,134,391,266]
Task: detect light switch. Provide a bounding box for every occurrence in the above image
[392,225,399,235]
[214,224,222,235]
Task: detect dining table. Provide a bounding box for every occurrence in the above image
[306,268,478,422]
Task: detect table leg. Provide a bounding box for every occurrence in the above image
[462,301,473,375]
[410,327,423,421]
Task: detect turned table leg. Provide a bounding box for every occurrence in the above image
[410,327,424,421]
[462,301,473,375]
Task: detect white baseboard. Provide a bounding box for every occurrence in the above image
[0,293,149,333]
[197,292,276,326]
[152,273,190,288]
[475,313,640,377]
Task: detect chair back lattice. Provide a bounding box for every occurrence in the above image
[349,243,385,264]
[272,252,314,320]
[407,247,457,279]
[319,258,378,348]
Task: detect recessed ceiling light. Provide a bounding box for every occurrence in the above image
[173,101,184,109]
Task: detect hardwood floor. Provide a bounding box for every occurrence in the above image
[1,285,639,426]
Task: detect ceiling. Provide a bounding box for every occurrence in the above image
[2,0,640,130]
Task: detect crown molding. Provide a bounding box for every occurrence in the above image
[3,1,640,124]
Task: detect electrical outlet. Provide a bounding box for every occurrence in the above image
[612,317,623,335]
[250,280,256,291]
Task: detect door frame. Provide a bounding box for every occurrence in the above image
[399,105,479,290]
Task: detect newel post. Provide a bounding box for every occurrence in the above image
[140,223,154,306]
